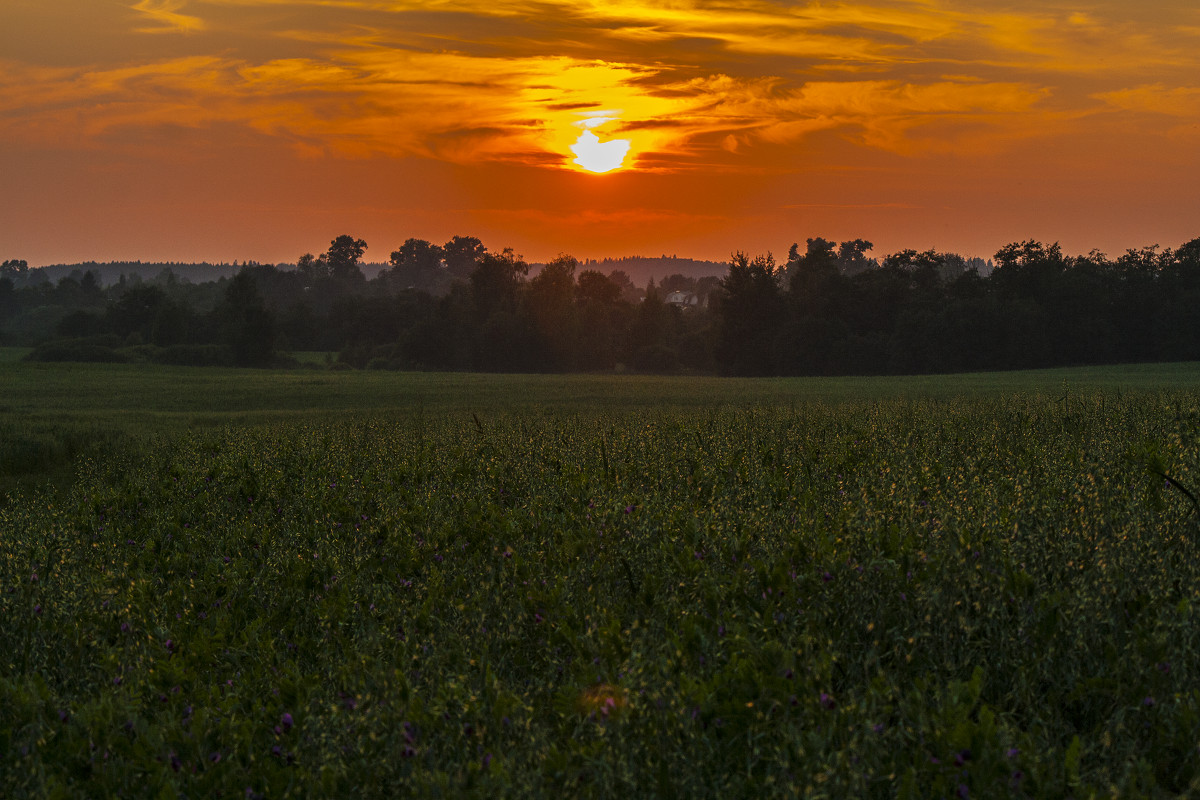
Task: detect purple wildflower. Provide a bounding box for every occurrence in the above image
[819,692,836,710]
[281,713,294,732]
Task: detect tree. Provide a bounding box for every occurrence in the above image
[881,249,942,290]
[606,270,641,303]
[469,248,527,321]
[837,239,875,276]
[1,259,29,278]
[387,239,445,293]
[443,236,487,280]
[325,235,368,288]
[528,254,578,369]
[714,252,783,376]
[577,270,621,306]
[297,252,328,286]
[108,285,169,340]
[660,274,697,294]
[219,272,276,367]
[626,282,679,372]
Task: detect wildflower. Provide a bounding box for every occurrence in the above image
[210,752,221,764]
[822,571,833,583]
[34,605,42,615]
[819,693,835,710]
[1143,696,1156,707]
[482,753,492,769]
[170,753,181,772]
[956,784,969,799]
[624,505,634,514]
[1006,747,1019,759]
[281,713,294,732]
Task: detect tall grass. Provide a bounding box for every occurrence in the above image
[1,363,1198,795]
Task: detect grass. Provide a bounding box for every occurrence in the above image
[1,360,1199,796]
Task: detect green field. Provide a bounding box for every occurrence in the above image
[2,359,1199,796]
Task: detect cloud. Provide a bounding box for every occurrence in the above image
[3,0,1198,173]
[1097,84,1200,117]
[131,0,207,34]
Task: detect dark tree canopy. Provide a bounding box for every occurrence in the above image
[8,231,1200,375]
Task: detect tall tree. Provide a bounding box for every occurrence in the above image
[325,235,368,287]
[388,238,445,293]
[528,254,578,370]
[219,272,276,367]
[714,252,783,376]
[443,236,487,280]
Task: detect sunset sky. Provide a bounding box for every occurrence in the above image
[2,0,1198,267]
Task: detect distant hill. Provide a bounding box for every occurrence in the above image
[24,255,725,290]
[26,261,391,287]
[575,255,727,287]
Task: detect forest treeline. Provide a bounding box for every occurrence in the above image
[2,233,1198,375]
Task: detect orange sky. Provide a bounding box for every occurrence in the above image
[2,0,1198,266]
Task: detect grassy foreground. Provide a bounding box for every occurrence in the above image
[2,360,1200,796]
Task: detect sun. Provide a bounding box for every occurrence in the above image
[569,117,631,173]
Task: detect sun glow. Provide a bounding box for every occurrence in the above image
[570,117,632,173]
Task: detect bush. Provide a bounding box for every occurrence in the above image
[152,344,231,367]
[25,337,127,363]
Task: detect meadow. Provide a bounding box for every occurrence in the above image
[2,357,1199,797]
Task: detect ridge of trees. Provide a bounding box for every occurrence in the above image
[2,234,1197,374]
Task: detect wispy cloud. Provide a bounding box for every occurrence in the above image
[4,0,1198,172]
[130,0,207,33]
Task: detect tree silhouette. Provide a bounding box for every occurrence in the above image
[443,236,487,280]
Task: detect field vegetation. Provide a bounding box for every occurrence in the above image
[2,360,1199,796]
